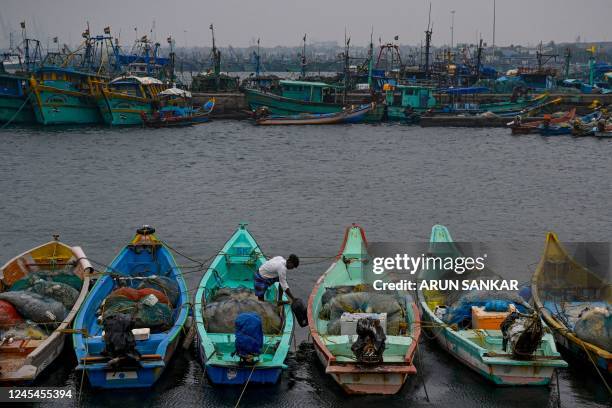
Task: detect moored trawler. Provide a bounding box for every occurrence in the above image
[0,71,35,124]
[98,76,165,126]
[29,67,106,125]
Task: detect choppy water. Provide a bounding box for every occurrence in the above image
[0,122,610,407]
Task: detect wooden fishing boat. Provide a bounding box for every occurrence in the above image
[307,225,421,394]
[418,225,567,386]
[0,238,92,383]
[194,223,293,385]
[508,109,576,135]
[0,72,35,124]
[141,88,214,128]
[29,67,106,125]
[255,103,373,125]
[72,226,189,388]
[531,232,612,375]
[97,76,166,126]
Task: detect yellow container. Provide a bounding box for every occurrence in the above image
[471,306,510,330]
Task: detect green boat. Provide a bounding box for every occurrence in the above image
[194,223,293,385]
[307,224,421,394]
[30,67,105,125]
[98,76,165,126]
[418,224,567,385]
[245,80,384,123]
[384,84,436,122]
[0,71,35,124]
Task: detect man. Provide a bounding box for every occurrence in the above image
[254,254,299,302]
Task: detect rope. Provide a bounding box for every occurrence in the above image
[0,92,32,129]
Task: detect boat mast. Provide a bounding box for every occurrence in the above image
[368,27,374,90]
[254,38,261,78]
[424,3,433,80]
[210,24,220,76]
[342,31,350,104]
[563,48,571,79]
[300,34,307,79]
[475,38,483,81]
[168,35,175,84]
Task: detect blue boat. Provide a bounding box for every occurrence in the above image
[72,226,189,389]
[538,123,573,136]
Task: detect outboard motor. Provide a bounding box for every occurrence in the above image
[102,313,141,369]
[351,317,386,363]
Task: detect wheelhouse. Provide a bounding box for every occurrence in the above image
[279,80,343,104]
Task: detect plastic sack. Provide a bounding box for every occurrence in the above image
[137,276,179,306]
[203,288,282,334]
[574,306,612,352]
[108,287,170,306]
[291,298,308,327]
[234,312,263,357]
[484,300,510,312]
[0,291,67,324]
[319,292,404,321]
[26,281,79,309]
[445,290,529,327]
[0,299,24,326]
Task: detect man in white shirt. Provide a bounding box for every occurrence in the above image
[254,254,299,302]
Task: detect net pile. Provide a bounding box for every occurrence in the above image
[573,305,612,352]
[202,287,282,334]
[318,287,407,336]
[101,287,174,333]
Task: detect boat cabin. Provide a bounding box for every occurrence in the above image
[108,76,164,99]
[34,67,105,94]
[279,80,343,104]
[0,73,27,97]
[385,84,436,110]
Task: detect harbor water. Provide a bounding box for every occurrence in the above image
[0,122,610,407]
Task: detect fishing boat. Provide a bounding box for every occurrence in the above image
[384,84,436,122]
[255,103,373,125]
[245,80,384,123]
[0,71,35,124]
[531,232,611,375]
[537,122,573,136]
[98,76,166,126]
[72,226,189,388]
[140,88,214,128]
[0,238,92,383]
[29,67,106,125]
[418,225,567,386]
[194,223,293,385]
[508,109,576,135]
[307,224,421,394]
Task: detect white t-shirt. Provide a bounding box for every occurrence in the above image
[258,256,289,290]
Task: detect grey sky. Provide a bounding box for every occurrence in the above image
[1,0,611,48]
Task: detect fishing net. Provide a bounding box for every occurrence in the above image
[0,299,24,327]
[318,289,407,336]
[9,273,82,292]
[1,323,48,341]
[136,276,179,306]
[573,306,612,352]
[102,297,173,333]
[0,291,67,325]
[26,281,79,309]
[108,287,171,306]
[444,290,530,327]
[203,287,282,334]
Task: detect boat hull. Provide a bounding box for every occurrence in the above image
[0,94,35,124]
[31,86,101,125]
[97,93,152,126]
[197,340,282,385]
[419,303,559,386]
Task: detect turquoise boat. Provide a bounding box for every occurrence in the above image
[98,76,165,126]
[0,72,35,124]
[30,67,105,125]
[72,226,189,388]
[194,223,293,385]
[384,84,436,122]
[307,225,421,394]
[245,80,384,122]
[418,225,567,385]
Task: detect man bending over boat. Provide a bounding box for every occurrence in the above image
[255,254,299,303]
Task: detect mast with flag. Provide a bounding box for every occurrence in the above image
[300,34,307,79]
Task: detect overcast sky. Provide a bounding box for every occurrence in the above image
[1,0,611,48]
